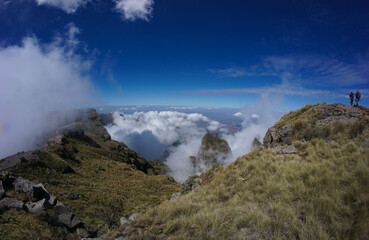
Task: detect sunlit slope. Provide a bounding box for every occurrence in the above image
[122,103,369,240]
[2,109,179,237]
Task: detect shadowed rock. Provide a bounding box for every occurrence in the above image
[0,198,25,213]
[0,181,4,199]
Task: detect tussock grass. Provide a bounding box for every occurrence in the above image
[0,209,64,239]
[7,135,179,235]
[122,134,369,239]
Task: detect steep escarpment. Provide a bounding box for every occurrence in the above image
[120,103,369,240]
[0,109,179,239]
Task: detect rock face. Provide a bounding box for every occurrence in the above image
[252,137,263,150]
[192,134,232,172]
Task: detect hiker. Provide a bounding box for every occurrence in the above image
[355,90,361,106]
[349,92,354,106]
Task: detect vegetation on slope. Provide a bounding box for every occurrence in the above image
[120,104,369,239]
[1,109,179,237]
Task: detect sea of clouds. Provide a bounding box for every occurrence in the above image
[105,100,282,182]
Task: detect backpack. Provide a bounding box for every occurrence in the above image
[358,92,361,99]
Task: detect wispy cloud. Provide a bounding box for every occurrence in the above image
[35,0,89,13]
[114,0,154,21]
[210,55,369,87]
[0,24,94,158]
[178,85,333,97]
[209,67,248,77]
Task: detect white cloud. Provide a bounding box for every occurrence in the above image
[105,110,224,182]
[105,107,282,183]
[0,25,93,159]
[106,111,211,145]
[234,112,242,117]
[35,0,89,13]
[114,0,154,21]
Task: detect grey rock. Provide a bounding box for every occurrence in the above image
[54,201,83,230]
[120,216,129,226]
[0,180,4,199]
[0,197,25,213]
[129,213,140,222]
[115,237,126,240]
[25,199,46,214]
[263,124,291,148]
[14,177,35,195]
[171,192,181,200]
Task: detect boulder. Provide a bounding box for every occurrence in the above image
[0,197,25,213]
[25,199,46,214]
[120,216,129,226]
[54,201,84,230]
[14,177,35,195]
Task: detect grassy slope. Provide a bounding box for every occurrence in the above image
[122,104,369,240]
[2,110,179,238]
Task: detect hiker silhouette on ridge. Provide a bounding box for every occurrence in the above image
[349,92,354,106]
[355,90,361,106]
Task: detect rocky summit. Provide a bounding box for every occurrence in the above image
[191,134,232,172]
[0,109,179,239]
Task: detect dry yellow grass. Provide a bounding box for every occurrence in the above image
[120,105,369,240]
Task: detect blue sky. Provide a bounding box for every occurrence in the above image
[1,0,369,110]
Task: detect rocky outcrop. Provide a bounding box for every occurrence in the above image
[263,104,369,148]
[0,172,88,236]
[263,124,292,148]
[252,137,263,150]
[192,134,232,172]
